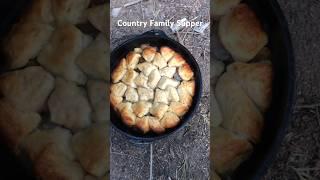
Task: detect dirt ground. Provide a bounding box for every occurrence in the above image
[262,0,320,179]
[110,0,210,179]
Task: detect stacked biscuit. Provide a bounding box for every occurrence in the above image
[211,1,273,179]
[0,0,109,179]
[111,46,195,134]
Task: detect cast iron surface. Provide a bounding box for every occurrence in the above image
[231,0,295,179]
[110,29,203,143]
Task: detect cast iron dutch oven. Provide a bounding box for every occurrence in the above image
[110,29,203,143]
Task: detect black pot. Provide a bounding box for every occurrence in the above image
[231,0,295,179]
[110,30,203,143]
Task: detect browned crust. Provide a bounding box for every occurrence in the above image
[169,102,189,117]
[168,53,186,67]
[212,127,253,174]
[178,87,193,107]
[111,58,127,83]
[34,145,84,180]
[71,124,108,177]
[153,52,167,69]
[132,101,151,118]
[179,80,196,96]
[228,62,273,112]
[149,103,169,119]
[136,117,150,134]
[160,46,175,62]
[122,69,138,87]
[160,112,180,129]
[178,63,194,81]
[219,4,268,61]
[126,52,141,69]
[110,93,123,109]
[142,47,156,62]
[148,117,165,134]
[0,101,41,151]
[110,82,127,97]
[120,107,136,126]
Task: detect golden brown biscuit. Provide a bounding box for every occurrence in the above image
[126,52,141,69]
[148,116,165,134]
[132,101,152,118]
[169,102,188,117]
[215,72,264,143]
[178,63,194,81]
[120,104,136,126]
[110,93,123,108]
[76,33,108,80]
[135,73,149,88]
[160,46,175,62]
[160,112,180,129]
[153,52,167,69]
[218,4,268,62]
[159,67,176,78]
[38,24,91,85]
[154,89,169,104]
[149,103,169,119]
[0,66,54,112]
[110,82,127,97]
[179,80,196,96]
[212,127,252,174]
[34,145,84,180]
[112,58,127,83]
[4,22,53,69]
[21,127,75,161]
[137,62,157,76]
[142,47,156,62]
[137,87,154,101]
[168,53,186,67]
[166,86,180,102]
[0,101,41,151]
[148,69,161,89]
[228,62,273,112]
[115,102,131,113]
[48,78,91,131]
[121,69,138,88]
[72,124,108,177]
[136,117,150,134]
[134,48,143,53]
[157,77,180,90]
[177,86,193,107]
[125,87,139,102]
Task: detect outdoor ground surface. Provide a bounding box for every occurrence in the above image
[110,0,210,179]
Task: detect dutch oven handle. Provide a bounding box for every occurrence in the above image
[142,29,168,38]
